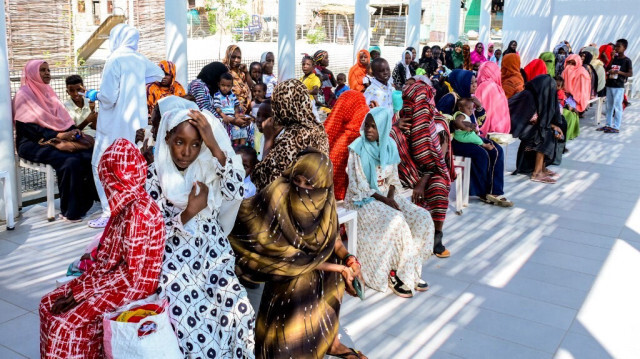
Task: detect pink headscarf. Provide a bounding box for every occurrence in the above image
[13,60,74,131]
[487,42,495,58]
[470,42,488,66]
[562,54,591,112]
[475,61,511,134]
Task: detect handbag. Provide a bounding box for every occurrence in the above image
[39,134,94,152]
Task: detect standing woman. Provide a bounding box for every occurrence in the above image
[147,108,255,358]
[501,54,525,99]
[348,49,371,92]
[146,60,186,116]
[476,61,511,134]
[223,45,253,110]
[392,49,415,89]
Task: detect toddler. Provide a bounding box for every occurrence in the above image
[452,98,494,151]
[213,72,245,145]
[235,146,258,199]
[335,73,350,98]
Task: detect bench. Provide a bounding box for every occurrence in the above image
[0,170,15,230]
[17,158,56,221]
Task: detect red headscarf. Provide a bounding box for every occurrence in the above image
[523,59,548,82]
[563,54,591,112]
[476,61,511,134]
[146,60,186,115]
[501,54,525,99]
[324,90,370,200]
[348,50,370,92]
[13,60,74,131]
[599,45,614,67]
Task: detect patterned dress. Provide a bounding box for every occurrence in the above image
[345,151,434,292]
[145,162,256,359]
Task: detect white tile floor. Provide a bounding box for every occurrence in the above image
[1,103,640,358]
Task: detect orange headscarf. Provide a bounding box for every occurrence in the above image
[462,44,472,70]
[348,49,370,92]
[501,53,524,99]
[562,54,591,112]
[146,60,186,116]
[523,59,548,82]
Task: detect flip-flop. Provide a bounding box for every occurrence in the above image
[604,128,619,133]
[531,175,556,184]
[486,194,514,207]
[596,126,610,131]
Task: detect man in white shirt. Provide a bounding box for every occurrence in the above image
[364,58,394,110]
[63,75,97,137]
[88,24,164,228]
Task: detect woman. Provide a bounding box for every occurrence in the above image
[346,107,433,297]
[584,46,607,96]
[470,42,488,69]
[348,49,371,92]
[419,46,438,77]
[146,60,186,116]
[539,52,556,77]
[147,108,255,357]
[450,42,464,69]
[431,45,444,67]
[580,50,599,98]
[392,49,415,89]
[251,79,330,191]
[392,80,453,258]
[503,40,518,56]
[462,44,472,70]
[188,61,227,113]
[223,44,253,110]
[563,54,591,112]
[501,53,525,99]
[509,75,565,183]
[476,61,511,134]
[553,42,570,76]
[229,150,367,359]
[437,69,513,207]
[523,59,549,83]
[324,90,370,200]
[369,45,381,60]
[14,60,96,221]
[486,42,495,61]
[40,139,165,358]
[407,46,420,73]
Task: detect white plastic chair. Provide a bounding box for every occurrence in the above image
[17,158,56,221]
[0,170,15,230]
[453,156,471,215]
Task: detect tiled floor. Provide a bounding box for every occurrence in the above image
[1,103,639,358]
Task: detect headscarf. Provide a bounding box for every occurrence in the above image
[554,43,570,75]
[462,44,472,70]
[157,95,199,117]
[476,61,511,134]
[585,46,606,92]
[348,49,370,92]
[349,107,400,196]
[539,52,556,76]
[196,61,228,94]
[420,46,432,63]
[448,69,475,98]
[580,50,593,66]
[13,60,74,131]
[368,46,381,56]
[470,42,488,65]
[108,23,139,54]
[599,44,614,67]
[487,42,495,58]
[223,45,252,108]
[146,60,186,115]
[501,53,525,99]
[562,54,591,112]
[503,40,518,56]
[154,108,244,232]
[523,59,549,82]
[399,50,413,79]
[452,42,464,69]
[260,51,273,63]
[324,90,370,200]
[313,50,328,65]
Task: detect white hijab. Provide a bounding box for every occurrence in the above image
[399,50,412,80]
[158,95,198,116]
[108,24,139,54]
[154,108,245,235]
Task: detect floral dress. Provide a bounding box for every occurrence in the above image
[344,151,435,293]
[146,161,256,359]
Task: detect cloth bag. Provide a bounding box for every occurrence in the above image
[103,295,182,359]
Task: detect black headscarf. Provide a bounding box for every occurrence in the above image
[196,61,228,93]
[503,40,518,56]
[419,46,431,63]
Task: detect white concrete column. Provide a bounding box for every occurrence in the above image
[99,0,109,22]
[447,0,460,43]
[278,0,296,81]
[353,0,370,63]
[478,0,491,45]
[406,0,421,50]
[0,0,17,219]
[165,0,188,86]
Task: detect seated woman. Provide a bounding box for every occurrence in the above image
[562,54,591,113]
[345,107,433,298]
[392,49,415,90]
[146,60,186,116]
[475,61,511,135]
[147,108,255,357]
[229,150,367,359]
[40,139,165,358]
[501,54,525,99]
[509,75,566,184]
[437,69,513,207]
[14,60,96,222]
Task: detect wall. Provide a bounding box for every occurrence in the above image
[502,0,553,64]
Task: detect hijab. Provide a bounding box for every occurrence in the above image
[108,23,139,54]
[260,51,273,63]
[146,61,186,114]
[539,52,556,77]
[581,51,594,66]
[349,107,400,196]
[476,61,511,134]
[554,43,570,75]
[487,42,495,58]
[462,44,472,70]
[448,69,475,98]
[368,45,381,57]
[157,95,199,117]
[562,54,591,112]
[599,45,614,67]
[501,53,525,99]
[348,49,370,92]
[420,46,432,63]
[503,40,518,56]
[523,59,549,82]
[452,42,465,69]
[13,60,74,131]
[470,42,488,65]
[196,61,228,93]
[399,50,413,79]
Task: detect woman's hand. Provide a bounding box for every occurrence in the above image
[50,292,78,315]
[551,124,564,139]
[57,129,80,141]
[397,116,411,132]
[375,195,400,210]
[412,183,426,204]
[341,266,357,297]
[233,115,251,128]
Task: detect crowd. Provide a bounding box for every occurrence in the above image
[10,21,633,359]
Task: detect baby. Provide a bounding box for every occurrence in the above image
[452,98,494,151]
[213,72,245,145]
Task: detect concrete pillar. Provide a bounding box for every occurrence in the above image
[99,0,109,22]
[406,0,421,50]
[353,0,370,63]
[0,0,17,220]
[278,0,296,81]
[478,0,491,45]
[447,0,460,43]
[165,0,188,87]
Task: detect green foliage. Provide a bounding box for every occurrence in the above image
[306,27,326,44]
[206,0,248,35]
[207,11,218,35]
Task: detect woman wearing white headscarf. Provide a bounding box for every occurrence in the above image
[88,23,164,228]
[146,108,255,358]
[392,49,416,90]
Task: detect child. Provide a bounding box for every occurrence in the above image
[213,72,245,145]
[254,100,281,161]
[452,98,495,151]
[64,75,97,137]
[364,58,394,110]
[249,62,263,85]
[260,51,277,98]
[250,83,267,118]
[313,50,337,107]
[235,146,258,199]
[556,76,580,141]
[335,73,350,98]
[301,55,322,102]
[491,48,502,64]
[601,38,633,133]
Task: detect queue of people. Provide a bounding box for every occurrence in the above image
[10,21,633,358]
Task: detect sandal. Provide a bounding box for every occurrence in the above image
[329,347,365,359]
[531,175,556,184]
[544,169,559,178]
[604,128,619,133]
[485,194,514,207]
[596,126,610,131]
